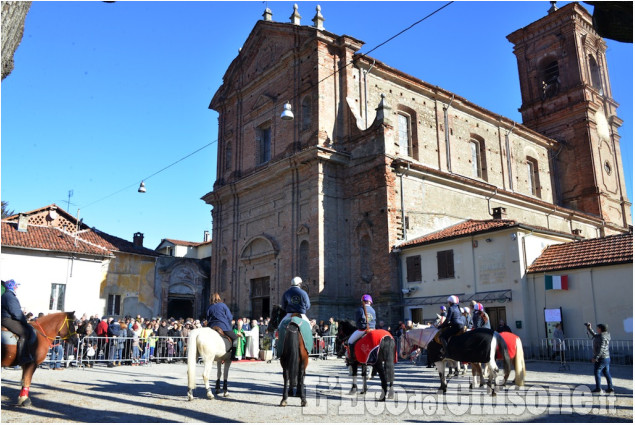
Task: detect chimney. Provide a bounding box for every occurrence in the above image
[133,232,144,247]
[203,231,211,242]
[492,207,507,220]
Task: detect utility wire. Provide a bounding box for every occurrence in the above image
[78,2,452,211]
[80,140,217,209]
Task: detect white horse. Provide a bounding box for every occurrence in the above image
[186,327,233,401]
[399,326,510,395]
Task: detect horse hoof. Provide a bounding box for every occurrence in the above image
[469,384,473,389]
[348,388,356,396]
[301,400,307,407]
[223,391,229,397]
[17,397,31,407]
[280,400,287,407]
[187,394,194,401]
[207,393,214,400]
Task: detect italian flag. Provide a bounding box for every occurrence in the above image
[545,275,568,290]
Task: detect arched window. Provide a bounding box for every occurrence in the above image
[589,55,603,94]
[527,156,541,198]
[469,135,487,181]
[298,240,309,283]
[360,235,373,283]
[398,113,411,157]
[540,59,560,99]
[301,96,311,131]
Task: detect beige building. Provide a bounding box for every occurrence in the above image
[202,3,631,324]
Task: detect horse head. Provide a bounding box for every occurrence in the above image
[268,305,285,332]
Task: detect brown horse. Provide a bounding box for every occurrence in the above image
[1,311,77,406]
[268,305,310,407]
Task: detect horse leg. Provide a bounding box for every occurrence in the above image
[436,361,447,394]
[203,358,214,400]
[469,363,481,390]
[222,357,231,396]
[487,359,498,396]
[18,363,36,407]
[376,361,387,402]
[215,360,222,395]
[349,364,358,395]
[299,366,307,407]
[280,369,289,407]
[360,364,368,395]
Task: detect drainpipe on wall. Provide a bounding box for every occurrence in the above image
[443,95,455,173]
[399,171,407,241]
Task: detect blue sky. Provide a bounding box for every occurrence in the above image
[2,1,632,250]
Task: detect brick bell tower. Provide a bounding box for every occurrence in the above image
[507,2,632,232]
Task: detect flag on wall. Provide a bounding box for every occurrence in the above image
[545,275,568,290]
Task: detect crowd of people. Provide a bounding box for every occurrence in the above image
[1,278,615,394]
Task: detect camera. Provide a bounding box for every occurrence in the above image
[584,322,591,327]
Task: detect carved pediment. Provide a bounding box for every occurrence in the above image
[240,234,279,264]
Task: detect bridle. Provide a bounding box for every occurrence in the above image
[33,315,77,346]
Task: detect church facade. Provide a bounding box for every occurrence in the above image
[202,3,631,324]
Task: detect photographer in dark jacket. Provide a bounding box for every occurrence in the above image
[585,322,614,394]
[1,279,34,365]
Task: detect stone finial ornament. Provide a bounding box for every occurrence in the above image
[312,5,325,30]
[290,3,301,25]
[263,7,273,21]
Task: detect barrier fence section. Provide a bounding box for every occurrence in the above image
[50,334,632,368]
[524,338,633,365]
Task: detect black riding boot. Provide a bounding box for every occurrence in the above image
[230,346,237,361]
[16,338,33,365]
[440,337,448,357]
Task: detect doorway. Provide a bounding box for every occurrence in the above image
[167,297,194,320]
[250,277,271,319]
[485,306,507,330]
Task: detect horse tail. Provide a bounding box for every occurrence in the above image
[514,337,526,386]
[493,331,511,378]
[385,337,396,384]
[281,323,301,389]
[187,328,200,390]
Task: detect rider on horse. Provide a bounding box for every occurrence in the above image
[206,292,238,358]
[347,294,376,362]
[1,279,34,365]
[436,295,465,356]
[280,277,311,326]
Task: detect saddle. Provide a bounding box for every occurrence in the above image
[1,325,36,346]
[211,326,233,348]
[433,326,466,346]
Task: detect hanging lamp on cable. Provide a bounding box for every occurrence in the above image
[138,181,147,193]
[280,101,294,120]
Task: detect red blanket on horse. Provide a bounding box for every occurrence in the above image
[496,331,518,359]
[354,330,396,365]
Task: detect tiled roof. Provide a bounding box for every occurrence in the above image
[1,221,159,258]
[527,233,633,273]
[1,222,113,256]
[163,239,201,247]
[398,219,520,248]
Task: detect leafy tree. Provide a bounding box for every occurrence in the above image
[1,201,15,218]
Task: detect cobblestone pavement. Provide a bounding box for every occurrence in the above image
[1,358,632,423]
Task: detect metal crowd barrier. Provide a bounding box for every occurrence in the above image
[308,335,337,359]
[524,338,633,365]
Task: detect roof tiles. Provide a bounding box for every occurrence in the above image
[527,233,633,273]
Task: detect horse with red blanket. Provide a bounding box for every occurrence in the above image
[337,320,396,401]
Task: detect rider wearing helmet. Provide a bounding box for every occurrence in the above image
[473,303,491,329]
[280,276,311,326]
[347,294,376,361]
[463,306,473,329]
[437,295,465,356]
[1,279,34,365]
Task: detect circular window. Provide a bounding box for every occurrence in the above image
[604,161,612,175]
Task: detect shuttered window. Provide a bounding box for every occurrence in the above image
[406,255,422,282]
[437,250,455,279]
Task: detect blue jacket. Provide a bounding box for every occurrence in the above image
[281,286,311,314]
[1,290,28,324]
[444,304,465,327]
[207,302,233,332]
[355,305,376,330]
